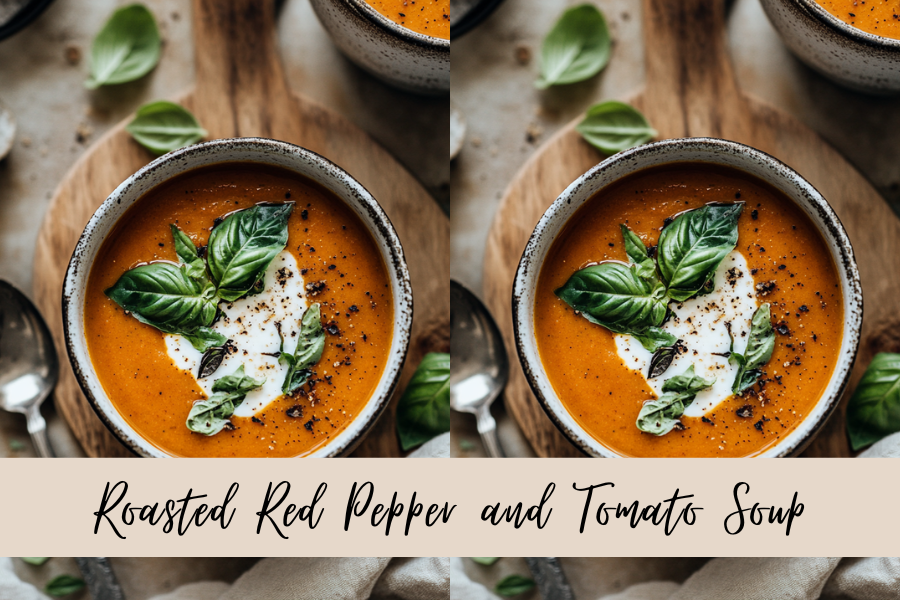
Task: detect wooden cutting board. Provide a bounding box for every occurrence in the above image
[31,0,449,458]
[483,0,900,458]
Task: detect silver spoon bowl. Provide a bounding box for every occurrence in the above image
[450,280,508,457]
[0,280,57,456]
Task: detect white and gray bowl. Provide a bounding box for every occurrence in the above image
[761,0,900,94]
[62,137,414,457]
[310,0,449,95]
[512,137,863,458]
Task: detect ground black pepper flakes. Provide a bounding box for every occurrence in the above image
[736,405,754,418]
[286,405,304,418]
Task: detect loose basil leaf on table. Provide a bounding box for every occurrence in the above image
[45,574,86,597]
[20,557,49,566]
[636,365,715,435]
[554,261,669,351]
[536,4,611,89]
[105,261,218,339]
[846,352,900,451]
[577,101,658,155]
[127,101,208,156]
[729,303,775,394]
[279,303,325,395]
[396,352,450,451]
[470,557,500,566]
[186,365,265,436]
[494,574,536,597]
[85,4,161,89]
[657,203,743,301]
[207,203,293,301]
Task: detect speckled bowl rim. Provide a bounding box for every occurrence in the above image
[62,137,414,458]
[512,137,863,458]
[793,0,900,50]
[343,0,450,49]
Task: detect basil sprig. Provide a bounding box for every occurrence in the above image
[847,353,900,451]
[536,4,611,89]
[105,205,292,353]
[126,101,207,156]
[636,365,715,435]
[45,574,86,597]
[494,574,537,597]
[86,4,161,89]
[396,352,450,451]
[729,303,775,394]
[576,101,658,155]
[278,303,326,395]
[186,365,265,436]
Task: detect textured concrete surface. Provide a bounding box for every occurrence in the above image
[0,0,448,458]
[450,0,900,457]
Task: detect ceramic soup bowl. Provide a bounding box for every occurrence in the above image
[63,137,413,457]
[513,137,863,458]
[761,0,900,94]
[310,0,450,95]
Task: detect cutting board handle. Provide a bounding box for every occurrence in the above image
[191,0,300,140]
[641,0,749,139]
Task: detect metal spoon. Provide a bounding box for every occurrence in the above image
[450,280,507,457]
[525,557,576,600]
[0,280,57,457]
[76,557,126,600]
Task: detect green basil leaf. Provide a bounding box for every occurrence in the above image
[21,557,49,566]
[657,203,743,301]
[577,101,658,155]
[182,326,228,354]
[45,574,86,597]
[127,101,207,156]
[637,365,714,436]
[536,4,611,89]
[662,364,716,395]
[620,224,658,283]
[847,353,900,450]
[731,303,775,394]
[555,262,668,337]
[169,224,207,280]
[633,327,678,354]
[495,574,536,597]
[213,364,265,395]
[105,262,218,334]
[396,352,450,451]
[86,4,161,89]
[207,204,293,301]
[470,557,500,566]
[280,303,325,395]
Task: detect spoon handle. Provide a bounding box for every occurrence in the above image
[476,405,505,458]
[26,404,54,458]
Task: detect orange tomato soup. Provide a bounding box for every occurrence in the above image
[365,0,450,39]
[816,0,900,39]
[84,163,393,457]
[534,164,843,457]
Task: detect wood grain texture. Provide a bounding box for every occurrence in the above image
[483,0,900,458]
[32,0,448,458]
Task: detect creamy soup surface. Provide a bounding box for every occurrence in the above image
[84,163,394,457]
[817,0,900,39]
[365,0,450,39]
[534,164,844,457]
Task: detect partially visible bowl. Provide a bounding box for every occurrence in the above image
[761,0,900,94]
[310,0,450,95]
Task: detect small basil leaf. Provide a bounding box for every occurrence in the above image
[127,101,207,156]
[495,574,536,597]
[198,345,226,379]
[662,364,716,395]
[183,326,228,354]
[105,262,218,334]
[170,224,206,279]
[731,303,775,394]
[847,353,900,450]
[45,574,86,597]
[536,4,611,89]
[212,364,265,395]
[633,327,678,354]
[21,557,50,566]
[280,303,325,395]
[86,4,161,89]
[470,557,500,566]
[620,224,658,282]
[657,203,743,302]
[207,204,293,301]
[185,392,236,436]
[555,262,668,335]
[396,352,450,451]
[577,101,658,155]
[637,365,715,436]
[648,345,676,379]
